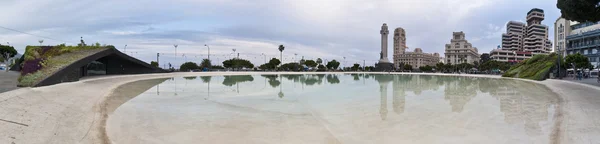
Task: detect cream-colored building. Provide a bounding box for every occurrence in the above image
[393,27,408,69]
[396,48,440,68]
[524,8,552,53]
[493,8,553,63]
[444,31,480,64]
[554,17,575,56]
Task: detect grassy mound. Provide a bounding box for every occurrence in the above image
[502,53,558,81]
[18,44,115,86]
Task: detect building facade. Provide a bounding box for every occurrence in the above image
[396,48,440,68]
[564,21,600,67]
[524,8,553,53]
[554,17,573,56]
[490,49,533,63]
[393,27,408,69]
[502,21,526,51]
[444,31,480,64]
[493,8,553,63]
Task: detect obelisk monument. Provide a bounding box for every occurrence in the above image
[380,23,390,63]
[375,23,394,71]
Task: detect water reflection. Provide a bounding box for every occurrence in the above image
[143,74,560,141]
[183,76,197,80]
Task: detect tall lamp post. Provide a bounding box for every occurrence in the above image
[204,44,210,61]
[38,40,44,46]
[174,44,178,66]
[261,53,266,64]
[124,44,127,53]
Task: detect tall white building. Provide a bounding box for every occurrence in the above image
[444,31,480,64]
[524,8,552,53]
[492,8,553,63]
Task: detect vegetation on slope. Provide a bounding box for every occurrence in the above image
[502,53,559,81]
[18,43,115,86]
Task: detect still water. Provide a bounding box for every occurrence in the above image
[106,74,561,144]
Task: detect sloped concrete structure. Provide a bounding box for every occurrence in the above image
[34,48,166,87]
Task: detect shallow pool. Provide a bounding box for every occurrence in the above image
[106,74,561,144]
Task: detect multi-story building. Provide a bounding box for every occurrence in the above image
[493,8,553,63]
[564,20,600,67]
[490,49,533,63]
[502,21,526,51]
[554,17,574,56]
[444,31,480,64]
[393,27,408,69]
[396,48,440,68]
[524,8,553,53]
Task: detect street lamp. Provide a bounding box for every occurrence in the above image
[204,44,210,61]
[261,53,266,64]
[38,40,44,46]
[124,44,127,53]
[232,49,237,58]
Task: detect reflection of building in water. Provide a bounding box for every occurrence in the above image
[374,75,393,120]
[392,75,406,115]
[443,77,478,112]
[389,75,441,96]
[484,79,558,136]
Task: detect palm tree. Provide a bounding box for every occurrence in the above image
[278,45,285,66]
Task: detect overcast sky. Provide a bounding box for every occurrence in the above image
[0,0,560,67]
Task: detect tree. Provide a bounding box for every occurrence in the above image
[200,59,211,69]
[326,60,340,70]
[317,65,326,71]
[351,63,360,71]
[304,60,317,68]
[222,58,254,70]
[278,45,285,66]
[280,62,301,71]
[268,58,281,69]
[419,65,433,72]
[150,61,159,67]
[404,64,413,71]
[0,45,17,63]
[316,58,323,66]
[565,53,592,70]
[180,62,199,71]
[365,66,375,71]
[557,0,600,22]
[435,62,445,72]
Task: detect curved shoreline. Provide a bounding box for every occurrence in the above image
[0,72,598,144]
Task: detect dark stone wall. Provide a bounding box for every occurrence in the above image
[60,67,82,83]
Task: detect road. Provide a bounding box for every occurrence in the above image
[0,71,19,93]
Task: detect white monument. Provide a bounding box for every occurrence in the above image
[375,23,394,71]
[380,23,390,63]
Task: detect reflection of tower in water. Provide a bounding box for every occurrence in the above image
[374,75,393,120]
[379,81,389,120]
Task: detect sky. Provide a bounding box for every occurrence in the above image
[0,0,561,68]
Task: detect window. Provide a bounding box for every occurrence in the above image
[584,50,588,55]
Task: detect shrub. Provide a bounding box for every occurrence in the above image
[21,58,44,75]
